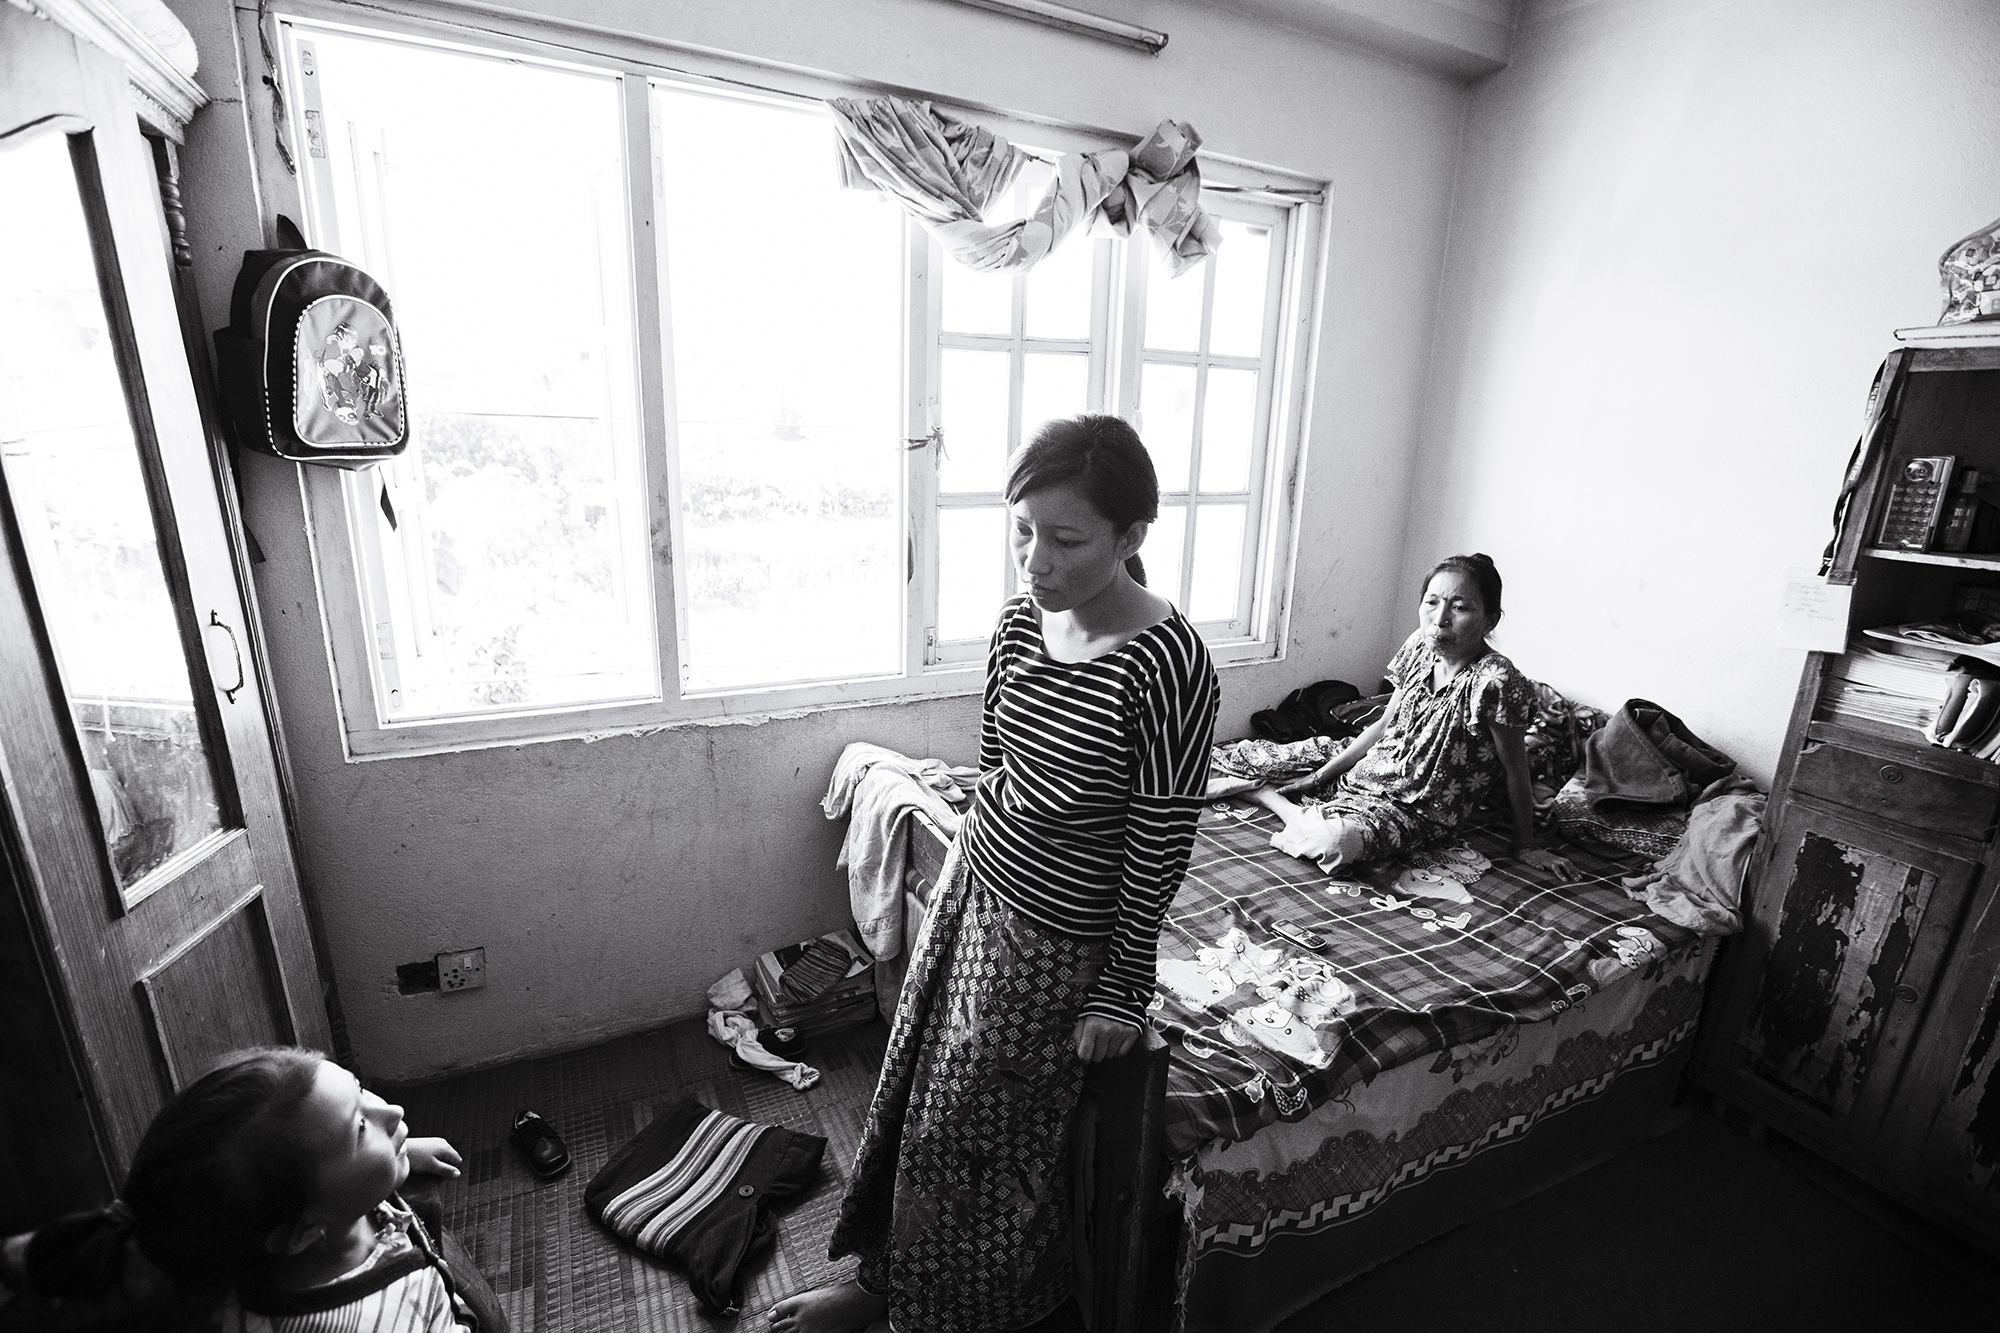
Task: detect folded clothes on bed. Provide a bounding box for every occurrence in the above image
[1548,775,1688,857]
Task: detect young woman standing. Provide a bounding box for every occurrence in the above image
[773,415,1219,1333]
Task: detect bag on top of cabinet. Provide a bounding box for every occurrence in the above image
[213,216,407,468]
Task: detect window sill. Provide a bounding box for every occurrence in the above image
[336,668,985,761]
[335,637,1285,761]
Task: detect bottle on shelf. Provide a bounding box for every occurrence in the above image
[1938,466,1982,552]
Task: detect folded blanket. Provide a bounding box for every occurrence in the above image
[1579,699,1735,811]
[585,1098,826,1316]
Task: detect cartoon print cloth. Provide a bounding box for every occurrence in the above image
[1153,804,1704,1155]
[1297,630,1538,862]
[1205,735,1343,799]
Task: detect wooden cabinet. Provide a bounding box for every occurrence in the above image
[1696,334,2000,1255]
[0,0,333,1228]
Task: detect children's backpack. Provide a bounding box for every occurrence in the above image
[213,216,408,468]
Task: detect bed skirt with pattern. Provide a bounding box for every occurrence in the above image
[828,833,1110,1333]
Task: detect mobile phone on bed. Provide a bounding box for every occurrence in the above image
[1272,921,1325,950]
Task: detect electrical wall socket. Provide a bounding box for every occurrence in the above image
[436,947,486,992]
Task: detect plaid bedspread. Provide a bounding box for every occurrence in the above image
[1153,802,1701,1154]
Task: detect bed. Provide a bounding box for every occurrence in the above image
[893,787,1722,1333]
[1148,803,1715,1332]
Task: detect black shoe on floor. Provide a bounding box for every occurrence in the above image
[511,1108,571,1179]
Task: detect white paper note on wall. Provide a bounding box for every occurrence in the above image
[1777,567,1854,652]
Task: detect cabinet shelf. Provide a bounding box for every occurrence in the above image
[1863,546,2000,570]
[1806,716,2000,787]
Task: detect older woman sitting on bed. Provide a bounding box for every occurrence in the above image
[1252,553,1576,880]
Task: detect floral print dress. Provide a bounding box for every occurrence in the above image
[1309,629,1537,861]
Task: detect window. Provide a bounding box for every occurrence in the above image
[278,17,1319,755]
[921,162,1118,664]
[294,28,654,723]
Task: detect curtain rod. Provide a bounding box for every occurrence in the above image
[945,1,1168,56]
[287,1,1321,200]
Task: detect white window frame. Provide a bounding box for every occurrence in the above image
[265,3,1324,759]
[1116,193,1296,650]
[915,226,1121,668]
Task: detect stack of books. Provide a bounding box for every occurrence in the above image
[1821,637,1949,735]
[752,927,877,1038]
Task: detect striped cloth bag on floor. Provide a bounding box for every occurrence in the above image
[584,1097,826,1315]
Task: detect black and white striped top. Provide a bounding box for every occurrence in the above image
[961,594,1219,1029]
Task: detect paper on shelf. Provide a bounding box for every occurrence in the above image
[1777,567,1853,653]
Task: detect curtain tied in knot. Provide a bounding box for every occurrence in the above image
[828,96,1221,277]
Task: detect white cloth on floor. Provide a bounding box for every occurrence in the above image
[1620,776,1763,936]
[707,967,753,1013]
[707,1009,819,1090]
[822,742,977,962]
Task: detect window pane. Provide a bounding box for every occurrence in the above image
[304,32,655,718]
[658,88,905,692]
[1024,233,1093,339]
[942,255,1013,335]
[1139,362,1196,491]
[0,131,223,887]
[939,506,1007,642]
[1144,504,1186,607]
[1198,368,1258,493]
[1021,352,1088,444]
[940,347,1012,493]
[1144,248,1206,352]
[1189,504,1247,622]
[1209,219,1272,358]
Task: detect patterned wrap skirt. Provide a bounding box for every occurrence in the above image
[828,830,1109,1333]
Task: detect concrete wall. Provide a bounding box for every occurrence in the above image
[167,0,1474,1080]
[1399,0,2000,787]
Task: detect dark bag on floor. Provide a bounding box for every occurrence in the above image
[585,1097,825,1316]
[1251,679,1363,742]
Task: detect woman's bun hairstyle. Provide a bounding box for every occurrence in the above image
[1424,551,1503,621]
[1005,414,1159,586]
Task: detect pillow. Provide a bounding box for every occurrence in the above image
[1549,774,1687,859]
[584,1097,825,1316]
[1523,681,1606,791]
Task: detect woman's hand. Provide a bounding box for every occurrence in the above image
[404,1135,463,1179]
[1278,714,1388,797]
[1516,847,1578,882]
[1277,762,1333,798]
[1074,1015,1139,1064]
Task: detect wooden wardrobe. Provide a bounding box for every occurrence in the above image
[0,0,334,1229]
[1695,328,2000,1259]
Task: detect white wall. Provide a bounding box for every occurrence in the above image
[167,0,1474,1080]
[1399,0,2000,787]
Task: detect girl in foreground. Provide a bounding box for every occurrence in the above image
[1253,553,1576,881]
[17,1046,503,1331]
[773,416,1219,1333]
